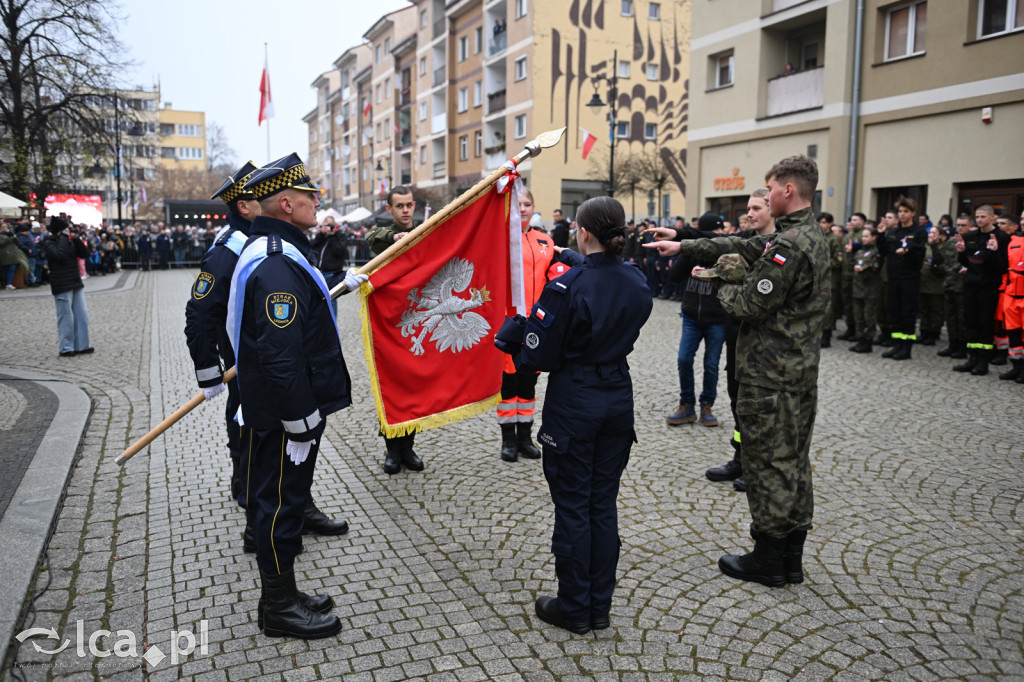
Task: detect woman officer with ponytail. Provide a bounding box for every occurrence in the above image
[498,196,653,634]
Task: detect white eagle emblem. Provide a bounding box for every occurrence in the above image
[399,257,492,355]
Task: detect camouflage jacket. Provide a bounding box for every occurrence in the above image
[851,245,882,299]
[935,237,964,293]
[827,230,843,288]
[919,243,945,295]
[678,207,830,391]
[365,221,407,257]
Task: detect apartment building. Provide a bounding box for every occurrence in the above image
[158,105,207,171]
[304,69,340,204]
[309,0,691,222]
[687,0,1024,223]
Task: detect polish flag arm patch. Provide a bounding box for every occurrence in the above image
[772,253,787,266]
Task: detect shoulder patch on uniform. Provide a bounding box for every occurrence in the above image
[772,253,787,266]
[192,272,215,300]
[757,279,774,294]
[525,332,540,349]
[267,235,283,255]
[267,292,297,328]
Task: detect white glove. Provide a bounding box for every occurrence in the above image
[343,268,368,291]
[286,439,315,465]
[203,384,226,401]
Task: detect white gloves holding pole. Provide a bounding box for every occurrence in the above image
[286,439,314,465]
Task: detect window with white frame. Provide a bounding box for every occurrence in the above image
[177,123,202,136]
[384,77,391,94]
[515,0,527,19]
[419,56,427,76]
[473,80,482,107]
[618,60,631,78]
[384,38,391,54]
[458,87,469,112]
[649,2,660,20]
[621,0,633,16]
[376,123,381,141]
[712,51,734,88]
[474,27,483,54]
[177,147,203,160]
[420,145,427,164]
[421,9,427,28]
[644,123,657,140]
[475,130,483,157]
[885,1,927,60]
[616,121,630,138]
[514,114,527,138]
[515,56,527,80]
[375,45,381,64]
[459,135,469,160]
[979,0,1023,37]
[459,36,468,62]
[646,63,658,81]
[385,119,391,139]
[419,101,428,120]
[376,84,382,102]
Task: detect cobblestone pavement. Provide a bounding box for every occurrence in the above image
[1,269,1021,681]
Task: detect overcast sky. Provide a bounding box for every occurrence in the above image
[119,0,411,170]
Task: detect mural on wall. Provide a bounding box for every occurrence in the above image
[550,0,689,197]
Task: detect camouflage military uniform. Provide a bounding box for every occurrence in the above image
[825,230,843,332]
[365,221,404,256]
[934,237,966,346]
[840,231,859,335]
[918,243,946,341]
[678,207,829,538]
[851,244,882,342]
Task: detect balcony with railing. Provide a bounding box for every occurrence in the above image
[487,32,507,58]
[433,17,446,39]
[486,89,506,115]
[431,112,447,135]
[433,65,446,88]
[432,161,446,178]
[763,66,824,117]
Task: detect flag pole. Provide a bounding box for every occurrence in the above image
[114,127,566,467]
[264,43,271,160]
[329,126,567,298]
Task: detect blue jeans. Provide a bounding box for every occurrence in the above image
[677,313,726,406]
[54,287,90,353]
[2,264,14,287]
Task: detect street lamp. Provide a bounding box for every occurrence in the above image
[586,49,618,197]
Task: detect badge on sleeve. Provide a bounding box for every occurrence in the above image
[757,279,774,295]
[192,272,215,300]
[525,332,540,349]
[267,292,298,328]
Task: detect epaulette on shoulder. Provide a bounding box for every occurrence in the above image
[214,229,234,247]
[266,234,283,255]
[548,266,582,294]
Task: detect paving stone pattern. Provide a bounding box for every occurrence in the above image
[1,269,1021,681]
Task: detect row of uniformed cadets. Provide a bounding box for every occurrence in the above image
[185,154,365,639]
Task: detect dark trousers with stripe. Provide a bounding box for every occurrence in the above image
[887,275,920,340]
[498,371,539,424]
[963,284,1000,353]
[225,377,251,505]
[251,424,324,575]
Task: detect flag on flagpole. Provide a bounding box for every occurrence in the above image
[358,185,513,436]
[140,186,147,203]
[258,56,274,125]
[580,127,598,160]
[378,177,389,195]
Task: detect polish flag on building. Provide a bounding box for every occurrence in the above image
[378,177,389,195]
[258,56,274,125]
[580,127,598,160]
[139,186,147,203]
[359,184,514,436]
[363,100,372,117]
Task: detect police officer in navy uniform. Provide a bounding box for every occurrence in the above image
[227,153,366,639]
[497,196,652,634]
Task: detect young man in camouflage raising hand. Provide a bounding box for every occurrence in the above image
[645,155,830,587]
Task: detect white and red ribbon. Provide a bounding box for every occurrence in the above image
[497,159,526,315]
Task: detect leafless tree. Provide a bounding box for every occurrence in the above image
[206,122,237,176]
[0,0,130,200]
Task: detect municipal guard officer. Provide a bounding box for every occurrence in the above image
[185,161,258,504]
[498,196,652,634]
[227,153,366,639]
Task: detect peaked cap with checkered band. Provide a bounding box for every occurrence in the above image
[210,161,259,203]
[242,153,318,201]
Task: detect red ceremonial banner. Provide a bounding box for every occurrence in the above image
[360,187,512,436]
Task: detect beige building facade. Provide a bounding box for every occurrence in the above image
[158,106,206,171]
[688,0,1024,224]
[309,0,691,224]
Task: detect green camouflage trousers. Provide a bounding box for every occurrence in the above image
[736,383,816,538]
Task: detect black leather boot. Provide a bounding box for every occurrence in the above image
[399,433,425,471]
[784,530,807,584]
[971,350,990,376]
[999,359,1022,381]
[302,498,349,536]
[991,348,1008,366]
[230,456,242,501]
[733,476,746,492]
[534,596,590,634]
[949,340,968,359]
[820,330,831,348]
[718,535,787,587]
[382,437,402,474]
[881,338,899,358]
[259,569,341,639]
[706,458,742,482]
[953,351,978,373]
[500,424,518,462]
[516,422,541,459]
[242,504,257,553]
[891,339,912,360]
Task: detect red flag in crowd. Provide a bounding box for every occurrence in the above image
[580,127,597,160]
[258,56,274,125]
[359,186,513,437]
